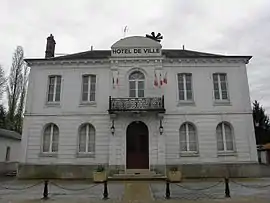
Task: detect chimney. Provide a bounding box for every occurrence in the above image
[45,34,56,58]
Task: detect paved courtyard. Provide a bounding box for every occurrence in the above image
[0,178,270,202]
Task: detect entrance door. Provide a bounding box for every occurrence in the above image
[126,121,149,169]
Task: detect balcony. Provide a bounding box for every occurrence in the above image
[108,96,165,113]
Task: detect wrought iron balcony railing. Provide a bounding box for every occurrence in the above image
[109,96,165,113]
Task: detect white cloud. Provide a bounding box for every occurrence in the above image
[0,0,270,112]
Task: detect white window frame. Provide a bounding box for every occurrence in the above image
[213,73,229,102]
[216,122,235,153]
[177,73,193,102]
[179,122,198,155]
[81,75,96,103]
[78,124,95,154]
[129,71,145,98]
[42,123,59,154]
[47,75,61,103]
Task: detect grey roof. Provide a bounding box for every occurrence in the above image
[24,49,252,62]
[0,128,21,140]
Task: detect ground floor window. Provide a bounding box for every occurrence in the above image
[42,123,59,153]
[78,123,95,153]
[179,122,198,153]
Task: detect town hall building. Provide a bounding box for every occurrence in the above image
[18,33,258,178]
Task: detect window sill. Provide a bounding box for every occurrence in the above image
[213,100,231,106]
[180,152,199,157]
[79,102,97,107]
[39,153,58,157]
[217,151,237,156]
[45,102,61,107]
[76,153,95,158]
[177,101,195,106]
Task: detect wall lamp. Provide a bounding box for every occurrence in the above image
[159,119,164,135]
[111,120,115,135]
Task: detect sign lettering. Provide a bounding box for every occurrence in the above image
[111,48,161,57]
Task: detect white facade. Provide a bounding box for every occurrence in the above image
[20,35,257,177]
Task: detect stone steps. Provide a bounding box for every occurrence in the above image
[4,170,17,177]
[109,169,166,181]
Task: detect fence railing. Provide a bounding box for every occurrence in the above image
[0,180,109,200]
[2,177,270,201]
[164,177,270,200]
[109,96,165,113]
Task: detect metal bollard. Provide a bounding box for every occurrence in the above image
[103,181,109,200]
[165,180,170,199]
[43,180,49,200]
[225,178,230,198]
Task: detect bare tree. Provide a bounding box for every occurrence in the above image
[0,104,7,128]
[6,46,24,131]
[15,64,29,133]
[0,64,7,100]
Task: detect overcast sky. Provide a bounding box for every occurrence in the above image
[1,0,270,112]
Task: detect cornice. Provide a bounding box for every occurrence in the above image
[26,59,110,66]
[163,57,250,64]
[24,111,252,117]
[26,57,250,67]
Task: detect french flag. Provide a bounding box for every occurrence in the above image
[160,73,163,87]
[163,72,167,84]
[154,72,158,87]
[116,71,119,86]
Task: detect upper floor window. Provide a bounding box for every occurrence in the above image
[179,122,198,153]
[78,123,95,153]
[129,71,145,98]
[213,73,229,101]
[82,75,96,102]
[178,73,193,101]
[216,122,234,152]
[47,75,61,103]
[42,123,59,153]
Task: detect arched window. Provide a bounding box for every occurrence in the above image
[179,122,198,152]
[43,123,59,153]
[216,122,234,152]
[129,71,145,98]
[78,123,95,153]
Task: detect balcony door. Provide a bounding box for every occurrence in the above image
[126,121,149,169]
[129,71,145,98]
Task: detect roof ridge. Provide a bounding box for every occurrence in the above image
[52,49,110,60]
[162,49,225,56]
[25,49,252,62]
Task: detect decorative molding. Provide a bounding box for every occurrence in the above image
[164,111,252,115]
[78,102,97,107]
[177,101,196,106]
[27,59,110,67]
[109,97,165,113]
[217,151,237,157]
[76,153,95,158]
[23,110,252,117]
[163,58,249,64]
[24,112,110,117]
[38,153,58,158]
[110,57,163,65]
[180,152,200,157]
